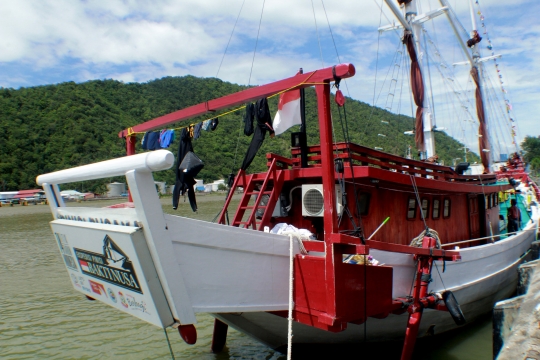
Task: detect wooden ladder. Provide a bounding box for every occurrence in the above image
[218,158,284,230]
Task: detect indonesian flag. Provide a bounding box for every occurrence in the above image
[79,260,90,272]
[273,89,301,135]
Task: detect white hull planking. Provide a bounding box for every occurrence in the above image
[212,218,537,348]
[165,214,301,313]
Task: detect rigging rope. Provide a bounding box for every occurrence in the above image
[164,328,176,360]
[369,0,399,130]
[248,0,266,86]
[334,95,364,240]
[124,79,321,136]
[434,261,447,290]
[474,0,520,150]
[216,0,246,79]
[410,174,428,231]
[287,235,294,360]
[320,0,350,96]
[311,0,324,68]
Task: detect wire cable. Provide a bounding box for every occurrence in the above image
[216,0,246,79]
[248,0,266,86]
[311,0,325,68]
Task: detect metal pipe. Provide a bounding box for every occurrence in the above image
[383,0,411,30]
[468,0,478,31]
[37,150,174,185]
[438,0,473,65]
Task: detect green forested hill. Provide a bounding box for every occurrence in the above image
[0,76,476,192]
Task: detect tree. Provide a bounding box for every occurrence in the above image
[0,76,476,190]
[530,158,540,177]
[521,136,540,163]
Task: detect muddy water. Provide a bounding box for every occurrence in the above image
[0,198,493,359]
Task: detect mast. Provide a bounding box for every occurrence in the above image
[384,0,436,160]
[439,0,492,172]
[467,0,491,172]
[407,0,435,159]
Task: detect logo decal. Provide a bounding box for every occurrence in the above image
[108,288,117,303]
[119,291,128,308]
[55,233,78,271]
[74,235,142,294]
[89,280,107,297]
[126,294,150,314]
[71,273,80,287]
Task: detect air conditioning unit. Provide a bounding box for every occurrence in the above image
[301,184,342,217]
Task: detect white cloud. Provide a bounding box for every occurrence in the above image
[0,0,539,147]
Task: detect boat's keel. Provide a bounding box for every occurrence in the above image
[211,318,229,353]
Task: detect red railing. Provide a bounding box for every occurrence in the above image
[281,142,498,184]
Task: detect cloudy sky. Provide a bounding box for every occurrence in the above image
[1,0,538,155]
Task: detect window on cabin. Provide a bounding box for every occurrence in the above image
[356,191,371,216]
[494,193,499,206]
[443,198,451,218]
[432,199,440,219]
[485,194,490,209]
[421,198,429,219]
[407,198,417,219]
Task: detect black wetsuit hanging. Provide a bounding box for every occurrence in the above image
[240,98,274,171]
[172,128,198,211]
[244,103,255,136]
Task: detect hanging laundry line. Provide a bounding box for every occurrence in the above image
[123,74,323,139]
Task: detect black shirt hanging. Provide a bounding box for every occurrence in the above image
[172,128,198,211]
[240,98,275,171]
[243,103,255,136]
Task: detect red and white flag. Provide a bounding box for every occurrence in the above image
[79,260,90,272]
[273,89,301,135]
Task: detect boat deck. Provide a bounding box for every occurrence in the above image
[499,194,531,237]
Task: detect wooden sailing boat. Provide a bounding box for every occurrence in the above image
[37,1,538,358]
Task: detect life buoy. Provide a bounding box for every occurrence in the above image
[443,290,466,325]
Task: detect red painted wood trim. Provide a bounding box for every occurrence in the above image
[302,240,325,252]
[292,142,500,183]
[316,83,339,235]
[119,63,355,137]
[347,166,511,193]
[248,165,511,194]
[327,233,363,245]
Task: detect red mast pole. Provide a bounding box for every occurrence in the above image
[316,82,340,324]
[118,64,356,138]
[126,135,136,156]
